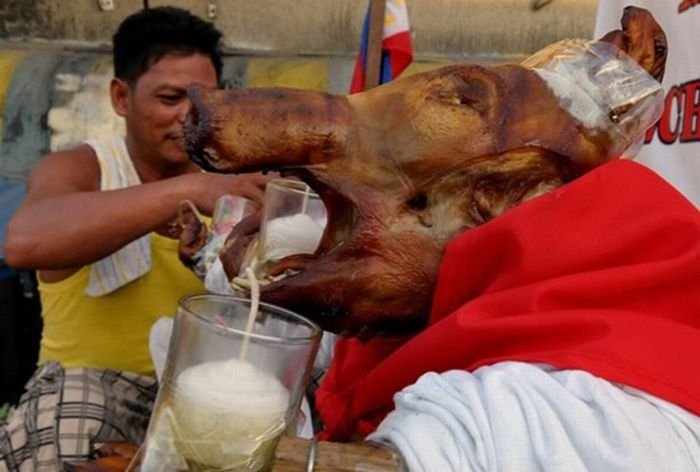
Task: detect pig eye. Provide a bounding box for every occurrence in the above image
[438,91,476,107]
[407,192,428,210]
[455,77,489,113]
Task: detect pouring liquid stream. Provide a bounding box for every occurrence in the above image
[240,267,260,361]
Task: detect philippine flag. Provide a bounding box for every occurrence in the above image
[349,0,413,94]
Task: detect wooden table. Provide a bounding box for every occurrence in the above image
[274,436,402,471]
[71,436,403,471]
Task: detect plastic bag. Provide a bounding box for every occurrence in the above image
[522,39,664,159]
[178,194,255,290]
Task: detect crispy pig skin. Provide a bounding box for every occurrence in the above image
[182,7,667,337]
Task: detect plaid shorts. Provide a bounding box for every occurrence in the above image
[0,362,157,471]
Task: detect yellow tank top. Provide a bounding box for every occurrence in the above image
[38,233,205,375]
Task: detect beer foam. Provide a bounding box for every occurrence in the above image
[171,357,289,467]
[264,213,326,261]
[175,357,289,415]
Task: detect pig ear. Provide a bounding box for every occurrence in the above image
[598,30,628,56]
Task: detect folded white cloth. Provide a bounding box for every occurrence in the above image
[84,136,151,296]
[369,361,700,472]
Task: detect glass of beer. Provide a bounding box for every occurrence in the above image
[240,179,327,282]
[139,293,321,471]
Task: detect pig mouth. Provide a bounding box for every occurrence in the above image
[184,85,364,298]
[224,172,361,291]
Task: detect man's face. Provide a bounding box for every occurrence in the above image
[119,53,218,167]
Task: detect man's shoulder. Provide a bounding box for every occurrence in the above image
[28,144,101,192]
[37,144,99,176]
[48,143,98,161]
[46,134,126,162]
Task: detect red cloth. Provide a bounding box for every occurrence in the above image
[315,160,700,441]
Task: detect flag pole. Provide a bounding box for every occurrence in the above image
[364,0,387,90]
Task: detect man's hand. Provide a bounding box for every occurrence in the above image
[186,171,273,215]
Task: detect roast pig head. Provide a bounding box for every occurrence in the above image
[183,7,667,337]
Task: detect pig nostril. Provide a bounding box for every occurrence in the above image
[183,99,209,148]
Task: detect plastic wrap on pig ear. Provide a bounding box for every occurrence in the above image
[522,39,664,159]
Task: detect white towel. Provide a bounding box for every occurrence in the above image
[84,136,151,296]
[370,361,700,472]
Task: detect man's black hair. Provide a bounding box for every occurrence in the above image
[112,6,223,84]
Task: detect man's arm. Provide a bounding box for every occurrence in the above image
[3,145,267,271]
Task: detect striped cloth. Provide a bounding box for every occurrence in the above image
[0,362,156,471]
[84,136,151,297]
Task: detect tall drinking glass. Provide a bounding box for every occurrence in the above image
[240,179,326,281]
[139,293,321,471]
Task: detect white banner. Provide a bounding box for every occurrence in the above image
[594,1,700,206]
